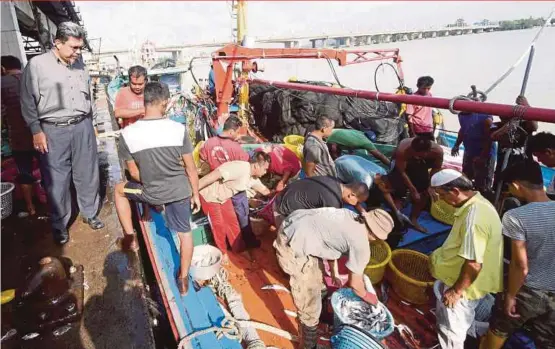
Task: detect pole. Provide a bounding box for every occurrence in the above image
[249,78,555,123]
[493,45,536,209]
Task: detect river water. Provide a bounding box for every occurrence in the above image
[241,27,555,133]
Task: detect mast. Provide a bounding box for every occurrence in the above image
[234,0,249,123]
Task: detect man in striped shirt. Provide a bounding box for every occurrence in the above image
[429,169,503,349]
[481,160,555,349]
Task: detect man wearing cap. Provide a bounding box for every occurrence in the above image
[429,169,503,349]
[274,207,393,349]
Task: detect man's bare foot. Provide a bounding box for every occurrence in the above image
[27,206,36,216]
[120,234,139,252]
[176,268,189,295]
[411,220,428,234]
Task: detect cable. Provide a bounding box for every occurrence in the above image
[374,62,404,93]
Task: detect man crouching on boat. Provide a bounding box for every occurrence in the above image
[114,82,201,295]
[429,169,503,349]
[274,207,393,349]
[198,153,271,261]
[388,135,444,232]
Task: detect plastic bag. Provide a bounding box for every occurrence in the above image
[327,129,378,151]
[335,155,386,188]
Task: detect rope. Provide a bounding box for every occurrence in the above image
[483,8,554,96]
[177,317,242,348]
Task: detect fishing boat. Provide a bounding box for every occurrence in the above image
[108,3,555,349]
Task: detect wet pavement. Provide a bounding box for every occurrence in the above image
[1,98,155,349]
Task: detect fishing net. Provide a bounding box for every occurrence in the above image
[327,129,378,151]
[249,83,408,144]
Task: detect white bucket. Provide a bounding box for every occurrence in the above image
[189,245,222,281]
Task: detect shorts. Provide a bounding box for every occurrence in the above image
[489,284,555,348]
[388,160,431,197]
[13,150,39,184]
[123,181,191,233]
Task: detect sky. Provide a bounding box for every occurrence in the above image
[77,1,555,51]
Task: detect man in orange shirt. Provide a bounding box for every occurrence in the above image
[115,66,147,128]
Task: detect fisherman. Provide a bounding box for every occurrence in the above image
[480,160,555,349]
[303,115,337,177]
[198,153,271,259]
[527,131,555,196]
[388,135,444,232]
[21,22,104,244]
[1,56,39,216]
[114,65,147,128]
[254,144,301,192]
[199,116,261,249]
[326,128,391,167]
[272,176,369,228]
[405,76,435,139]
[114,82,200,295]
[452,110,495,193]
[274,207,393,349]
[490,95,538,188]
[429,169,503,349]
[208,63,216,98]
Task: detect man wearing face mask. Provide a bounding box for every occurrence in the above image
[20,22,103,245]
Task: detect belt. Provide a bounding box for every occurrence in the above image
[41,116,86,126]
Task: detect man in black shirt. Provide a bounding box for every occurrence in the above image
[272,176,368,228]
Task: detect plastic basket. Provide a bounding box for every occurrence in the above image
[331,324,386,349]
[431,199,456,225]
[283,135,304,160]
[331,288,394,340]
[1,182,15,220]
[364,240,392,285]
[386,249,435,305]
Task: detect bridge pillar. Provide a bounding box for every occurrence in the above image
[465,29,472,34]
[475,28,484,34]
[284,40,299,48]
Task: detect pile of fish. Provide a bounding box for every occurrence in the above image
[336,297,389,333]
[192,253,220,267]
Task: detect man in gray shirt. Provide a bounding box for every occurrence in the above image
[303,115,337,177]
[20,22,103,244]
[483,160,555,349]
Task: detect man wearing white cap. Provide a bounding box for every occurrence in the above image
[274,207,394,349]
[429,169,503,349]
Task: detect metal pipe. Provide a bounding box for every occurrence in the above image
[519,45,535,96]
[249,79,555,122]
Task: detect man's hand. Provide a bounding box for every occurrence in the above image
[504,294,520,318]
[33,132,48,154]
[428,187,439,202]
[411,190,421,203]
[442,288,463,308]
[451,146,460,157]
[516,95,529,107]
[330,270,343,287]
[275,181,286,192]
[191,194,201,214]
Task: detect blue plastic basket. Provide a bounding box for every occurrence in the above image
[331,288,394,340]
[331,324,385,349]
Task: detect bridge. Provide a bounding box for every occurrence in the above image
[95,24,500,60]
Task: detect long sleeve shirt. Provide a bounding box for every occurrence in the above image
[20,50,96,134]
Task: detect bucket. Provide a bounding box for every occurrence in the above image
[189,245,222,281]
[331,324,385,349]
[364,240,392,285]
[331,288,394,340]
[1,182,15,220]
[250,215,269,236]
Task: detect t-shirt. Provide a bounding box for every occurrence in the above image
[430,193,504,300]
[114,86,144,128]
[502,201,555,291]
[118,118,193,205]
[303,134,337,177]
[458,112,494,158]
[200,135,249,171]
[406,92,433,134]
[255,145,300,176]
[200,161,252,203]
[1,73,33,151]
[282,208,370,275]
[275,176,343,216]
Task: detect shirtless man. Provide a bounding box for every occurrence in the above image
[387,135,443,232]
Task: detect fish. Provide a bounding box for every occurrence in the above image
[336,298,389,332]
[261,284,291,293]
[284,309,297,318]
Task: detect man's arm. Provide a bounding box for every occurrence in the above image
[452,127,464,156]
[303,143,320,178]
[443,259,482,308]
[478,118,494,159]
[114,107,145,119]
[20,61,42,135]
[369,149,391,167]
[126,160,141,182]
[182,154,201,214]
[394,153,419,195]
[303,161,317,177]
[198,169,223,190]
[507,239,528,299]
[348,272,378,305]
[84,67,98,121]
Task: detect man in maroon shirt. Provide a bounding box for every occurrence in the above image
[199,116,261,249]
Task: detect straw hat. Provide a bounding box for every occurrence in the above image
[362,209,394,240]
